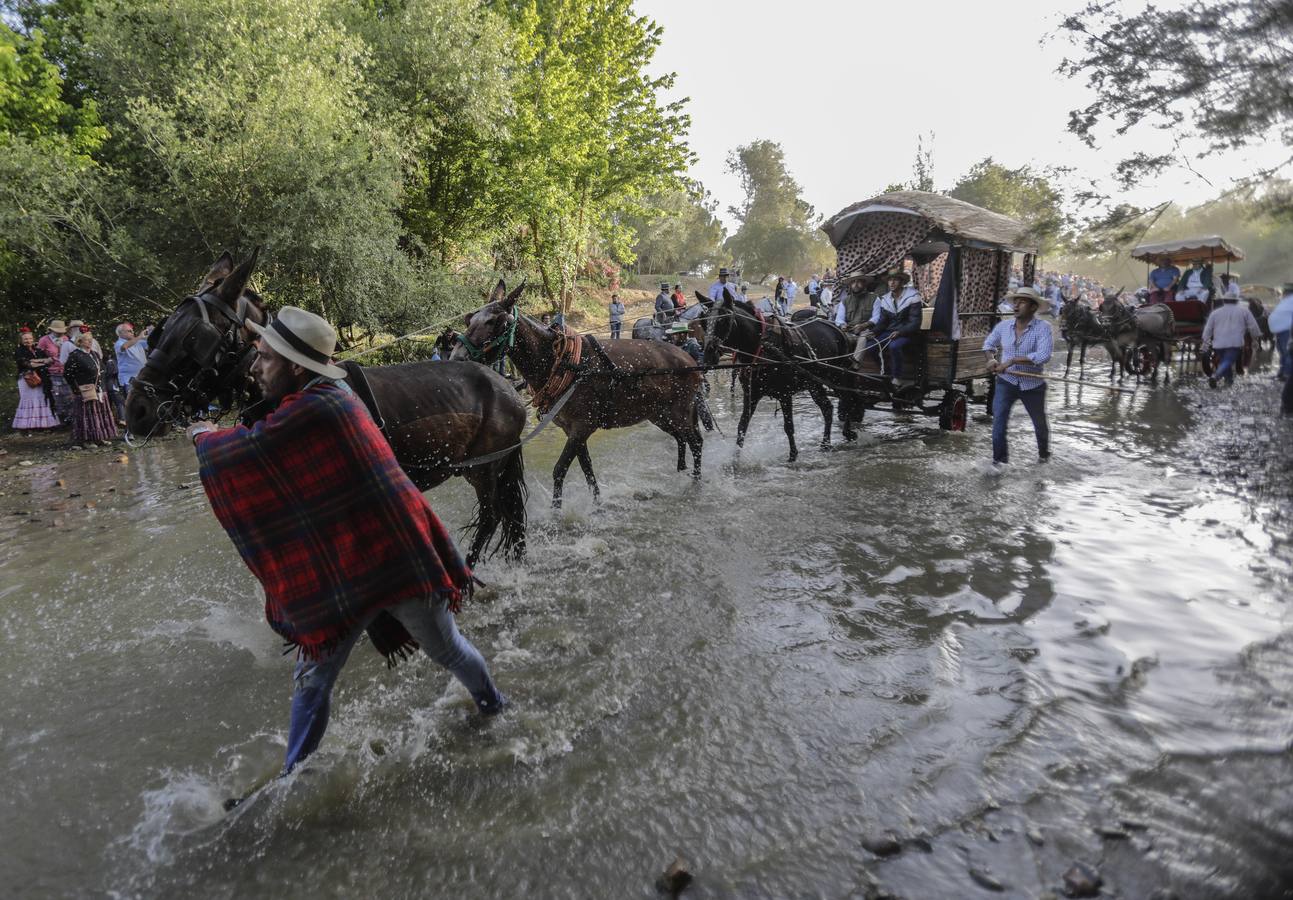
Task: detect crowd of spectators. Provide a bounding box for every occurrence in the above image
[11,319,153,445]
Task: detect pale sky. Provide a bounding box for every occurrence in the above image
[638,0,1287,234]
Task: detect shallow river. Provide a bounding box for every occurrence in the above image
[2,359,1291,898]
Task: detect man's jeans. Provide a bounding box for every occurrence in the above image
[1275,330,1290,379]
[865,332,910,377]
[1213,346,1242,384]
[284,596,504,772]
[991,380,1049,464]
[610,322,621,339]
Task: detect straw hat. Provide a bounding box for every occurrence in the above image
[248,306,346,379]
[1006,286,1051,315]
[47,319,67,334]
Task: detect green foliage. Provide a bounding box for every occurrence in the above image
[490,0,693,312]
[1058,0,1293,206]
[619,182,725,275]
[1,0,694,339]
[724,139,821,278]
[948,158,1071,255]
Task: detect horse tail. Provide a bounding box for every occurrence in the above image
[494,446,528,561]
[696,391,715,432]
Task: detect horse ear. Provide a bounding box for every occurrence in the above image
[695,290,711,306]
[201,251,235,289]
[502,281,526,310]
[489,279,507,304]
[216,247,259,306]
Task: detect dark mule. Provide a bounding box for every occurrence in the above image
[702,288,853,461]
[124,251,528,566]
[1060,300,1123,381]
[1098,295,1175,381]
[452,281,704,509]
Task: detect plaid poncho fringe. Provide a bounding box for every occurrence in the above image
[196,384,473,663]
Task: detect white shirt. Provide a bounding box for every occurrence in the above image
[1201,302,1261,350]
[1224,280,1242,299]
[1268,293,1293,334]
[786,280,798,299]
[819,285,833,309]
[709,280,738,302]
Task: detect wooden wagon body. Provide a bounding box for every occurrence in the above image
[820,191,1038,428]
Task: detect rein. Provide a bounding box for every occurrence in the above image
[530,324,584,414]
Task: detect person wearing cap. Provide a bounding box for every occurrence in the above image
[37,320,72,424]
[1201,289,1261,388]
[608,293,626,339]
[1268,282,1293,382]
[983,287,1053,465]
[856,271,922,382]
[654,281,675,324]
[63,328,118,445]
[667,321,703,364]
[186,307,507,776]
[708,267,739,304]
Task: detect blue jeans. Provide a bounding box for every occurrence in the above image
[284,597,504,772]
[866,332,911,377]
[1275,330,1290,379]
[610,322,621,339]
[991,380,1049,464]
[1213,346,1242,384]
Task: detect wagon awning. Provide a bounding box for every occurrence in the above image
[821,191,1037,254]
[1130,236,1245,265]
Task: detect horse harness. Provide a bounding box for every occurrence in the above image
[133,287,262,428]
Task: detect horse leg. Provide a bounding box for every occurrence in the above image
[575,442,600,501]
[1065,341,1074,376]
[551,435,582,510]
[780,393,798,462]
[676,436,687,471]
[736,382,758,448]
[810,383,833,450]
[688,427,703,479]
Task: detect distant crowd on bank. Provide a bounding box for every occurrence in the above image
[12,319,152,444]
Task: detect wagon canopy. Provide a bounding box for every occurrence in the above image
[821,191,1038,258]
[1130,236,1245,265]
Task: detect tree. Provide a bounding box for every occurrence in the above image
[489,0,693,313]
[947,158,1071,254]
[619,182,725,275]
[1058,0,1293,210]
[724,139,821,278]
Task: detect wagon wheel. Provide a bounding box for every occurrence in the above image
[938,391,968,431]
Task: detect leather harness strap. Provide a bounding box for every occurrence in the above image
[531,325,584,415]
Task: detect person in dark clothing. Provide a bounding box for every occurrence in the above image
[654,282,675,324]
[857,271,923,384]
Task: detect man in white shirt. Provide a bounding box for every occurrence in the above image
[819,280,834,320]
[786,278,798,308]
[1201,293,1262,388]
[1268,282,1293,382]
[708,267,738,303]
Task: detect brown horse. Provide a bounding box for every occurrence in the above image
[451,280,704,509]
[124,251,528,565]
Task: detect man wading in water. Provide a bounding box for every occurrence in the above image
[187,307,506,790]
[983,287,1053,465]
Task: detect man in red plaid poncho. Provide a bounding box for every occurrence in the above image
[189,307,507,774]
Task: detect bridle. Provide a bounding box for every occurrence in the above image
[455,313,517,365]
[128,285,264,440]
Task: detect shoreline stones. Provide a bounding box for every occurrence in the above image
[1062,861,1102,897]
[861,832,902,857]
[656,856,692,896]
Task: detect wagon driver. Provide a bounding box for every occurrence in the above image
[187,307,507,780]
[983,287,1053,465]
